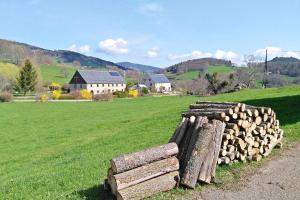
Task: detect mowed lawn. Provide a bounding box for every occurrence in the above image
[1,86,300,200]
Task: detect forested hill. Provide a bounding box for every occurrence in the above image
[0,39,126,69]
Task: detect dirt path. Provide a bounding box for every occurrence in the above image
[184,144,300,200]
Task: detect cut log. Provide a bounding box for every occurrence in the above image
[199,120,225,183]
[178,116,208,167]
[110,157,179,192]
[111,143,178,174]
[169,118,189,146]
[116,171,179,200]
[182,111,229,121]
[169,118,186,143]
[180,122,214,188]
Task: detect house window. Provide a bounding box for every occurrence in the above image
[102,84,104,87]
[102,90,105,93]
[112,89,114,92]
[97,84,99,87]
[80,84,82,89]
[108,89,111,93]
[90,84,92,87]
[108,84,110,87]
[97,90,99,94]
[112,84,114,87]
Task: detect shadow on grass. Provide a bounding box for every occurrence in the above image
[76,184,114,200]
[242,95,300,126]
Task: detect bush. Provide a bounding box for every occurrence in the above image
[114,91,128,98]
[142,87,149,95]
[36,93,49,103]
[59,94,75,100]
[93,93,113,101]
[52,90,61,100]
[0,91,13,102]
[80,89,92,100]
[70,90,81,99]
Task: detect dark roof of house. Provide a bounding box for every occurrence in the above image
[148,73,170,83]
[77,70,124,84]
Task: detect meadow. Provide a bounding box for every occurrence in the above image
[39,64,77,85]
[0,86,299,199]
[166,65,235,81]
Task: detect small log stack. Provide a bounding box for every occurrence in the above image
[179,101,283,166]
[105,143,180,200]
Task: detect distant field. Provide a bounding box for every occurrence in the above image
[40,64,77,85]
[166,65,235,81]
[0,86,299,199]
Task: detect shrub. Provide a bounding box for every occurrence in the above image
[52,90,61,100]
[142,87,149,94]
[36,93,49,103]
[114,91,128,98]
[80,89,92,100]
[128,89,138,97]
[70,90,81,99]
[93,93,113,101]
[0,91,13,102]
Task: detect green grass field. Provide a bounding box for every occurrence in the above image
[40,64,77,85]
[166,65,235,81]
[0,86,300,199]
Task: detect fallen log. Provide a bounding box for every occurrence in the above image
[111,143,178,174]
[116,171,179,200]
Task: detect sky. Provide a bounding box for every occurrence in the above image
[0,0,300,67]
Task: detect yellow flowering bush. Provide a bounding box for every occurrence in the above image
[80,89,92,100]
[128,89,138,97]
[37,93,49,103]
[52,90,61,100]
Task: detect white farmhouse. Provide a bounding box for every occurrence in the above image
[69,70,126,94]
[142,73,172,92]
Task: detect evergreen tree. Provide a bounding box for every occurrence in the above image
[15,59,37,95]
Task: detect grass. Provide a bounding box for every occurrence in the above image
[166,65,235,81]
[0,86,300,199]
[40,64,77,85]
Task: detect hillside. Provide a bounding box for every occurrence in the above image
[117,62,160,73]
[0,39,126,69]
[166,58,232,73]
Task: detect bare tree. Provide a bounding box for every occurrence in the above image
[60,67,70,78]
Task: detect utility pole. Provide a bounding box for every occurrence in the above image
[262,49,268,88]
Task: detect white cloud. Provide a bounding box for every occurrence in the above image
[168,51,213,61]
[215,49,239,61]
[253,47,300,60]
[68,44,90,54]
[146,47,159,58]
[98,38,129,55]
[140,3,163,15]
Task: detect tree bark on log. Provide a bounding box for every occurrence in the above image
[198,120,225,183]
[180,122,214,188]
[110,157,179,192]
[111,143,178,174]
[169,118,189,145]
[116,171,179,200]
[178,116,208,170]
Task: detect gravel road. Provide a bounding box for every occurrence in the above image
[183,143,300,200]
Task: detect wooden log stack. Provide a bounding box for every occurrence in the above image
[180,101,284,166]
[105,143,180,200]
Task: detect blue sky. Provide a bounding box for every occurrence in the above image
[0,0,300,67]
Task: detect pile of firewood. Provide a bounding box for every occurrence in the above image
[104,101,284,198]
[105,143,180,200]
[180,101,283,165]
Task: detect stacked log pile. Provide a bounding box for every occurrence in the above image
[179,101,284,166]
[106,143,180,200]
